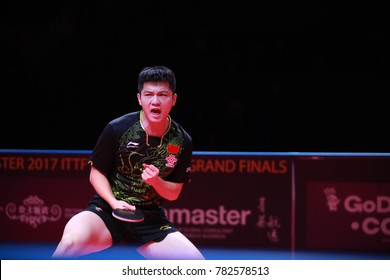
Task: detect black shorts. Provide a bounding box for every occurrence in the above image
[85,194,178,245]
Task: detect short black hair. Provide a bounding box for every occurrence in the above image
[138,65,176,93]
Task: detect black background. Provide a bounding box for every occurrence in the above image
[1,1,389,152]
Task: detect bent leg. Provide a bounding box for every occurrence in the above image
[52,211,113,258]
[137,232,205,260]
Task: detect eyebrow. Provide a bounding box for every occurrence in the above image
[143,90,171,94]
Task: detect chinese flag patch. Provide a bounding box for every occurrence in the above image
[167,144,179,154]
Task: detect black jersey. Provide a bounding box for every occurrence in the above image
[89,111,193,206]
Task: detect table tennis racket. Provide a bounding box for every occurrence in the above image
[112,208,144,222]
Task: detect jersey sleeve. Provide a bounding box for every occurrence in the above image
[88,123,117,175]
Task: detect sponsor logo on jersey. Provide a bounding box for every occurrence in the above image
[127,141,140,149]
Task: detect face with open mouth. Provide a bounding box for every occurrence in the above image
[137,81,177,135]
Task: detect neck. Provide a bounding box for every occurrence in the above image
[140,111,170,137]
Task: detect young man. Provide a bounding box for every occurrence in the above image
[53,65,204,260]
